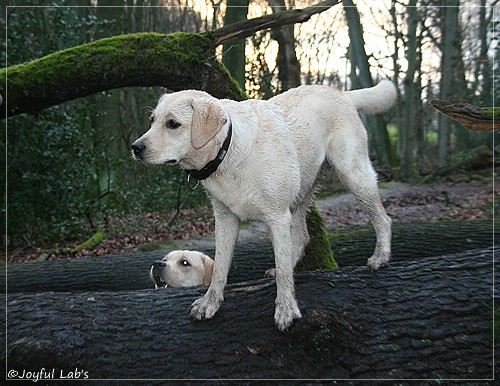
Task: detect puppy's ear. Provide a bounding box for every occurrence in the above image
[201,254,214,286]
[190,98,227,149]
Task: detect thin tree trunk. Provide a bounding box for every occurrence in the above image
[438,1,460,168]
[400,0,418,179]
[342,0,396,168]
[269,0,301,91]
[222,0,250,89]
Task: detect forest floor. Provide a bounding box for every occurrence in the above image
[6,171,497,263]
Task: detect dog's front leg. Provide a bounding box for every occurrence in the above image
[268,211,302,331]
[190,202,239,321]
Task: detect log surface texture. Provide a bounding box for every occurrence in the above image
[3,245,496,382]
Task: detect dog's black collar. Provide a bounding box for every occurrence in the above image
[185,120,232,182]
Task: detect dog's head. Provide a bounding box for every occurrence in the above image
[131,90,229,170]
[150,250,214,288]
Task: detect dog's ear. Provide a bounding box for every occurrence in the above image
[201,254,214,286]
[190,98,227,149]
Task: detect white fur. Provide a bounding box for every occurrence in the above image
[133,81,396,330]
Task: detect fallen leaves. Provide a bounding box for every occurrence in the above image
[6,182,495,263]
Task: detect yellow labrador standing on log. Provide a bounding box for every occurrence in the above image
[132,80,396,330]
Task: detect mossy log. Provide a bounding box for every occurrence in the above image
[5,220,495,293]
[0,0,339,119]
[3,247,495,381]
[430,99,499,131]
[1,32,246,118]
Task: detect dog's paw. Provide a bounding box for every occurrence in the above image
[274,296,302,331]
[190,292,223,321]
[367,253,390,271]
[264,268,276,278]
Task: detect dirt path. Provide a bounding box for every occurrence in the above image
[172,180,495,251]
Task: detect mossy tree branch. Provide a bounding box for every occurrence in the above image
[1,0,339,119]
[430,99,498,131]
[1,33,246,118]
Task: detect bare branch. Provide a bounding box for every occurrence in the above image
[211,0,340,46]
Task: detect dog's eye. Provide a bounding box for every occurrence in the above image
[166,119,181,129]
[181,259,191,267]
[149,115,154,123]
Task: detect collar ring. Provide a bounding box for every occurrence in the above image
[186,173,200,190]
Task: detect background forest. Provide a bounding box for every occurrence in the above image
[2,0,497,252]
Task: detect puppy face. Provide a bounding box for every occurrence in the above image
[132,90,227,168]
[150,250,214,288]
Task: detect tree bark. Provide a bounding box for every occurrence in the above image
[5,220,495,293]
[430,100,499,131]
[4,246,495,380]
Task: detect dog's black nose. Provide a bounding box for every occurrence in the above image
[131,140,146,156]
[153,261,166,269]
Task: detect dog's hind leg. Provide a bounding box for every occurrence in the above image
[327,130,392,271]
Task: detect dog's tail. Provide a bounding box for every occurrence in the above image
[344,79,397,115]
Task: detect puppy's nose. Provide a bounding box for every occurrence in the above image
[153,261,166,269]
[131,140,146,156]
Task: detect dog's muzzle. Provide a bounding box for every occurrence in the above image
[150,260,167,289]
[131,140,146,158]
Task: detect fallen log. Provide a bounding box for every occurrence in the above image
[3,247,496,381]
[5,220,496,293]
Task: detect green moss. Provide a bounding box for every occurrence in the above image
[136,240,174,253]
[213,59,248,100]
[297,205,338,271]
[328,228,371,242]
[2,31,249,115]
[4,32,210,82]
[480,107,498,120]
[70,230,104,253]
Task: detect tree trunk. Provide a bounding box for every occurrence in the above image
[438,1,463,168]
[342,0,396,168]
[269,0,302,92]
[5,220,495,293]
[222,0,250,89]
[400,0,418,179]
[4,246,495,380]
